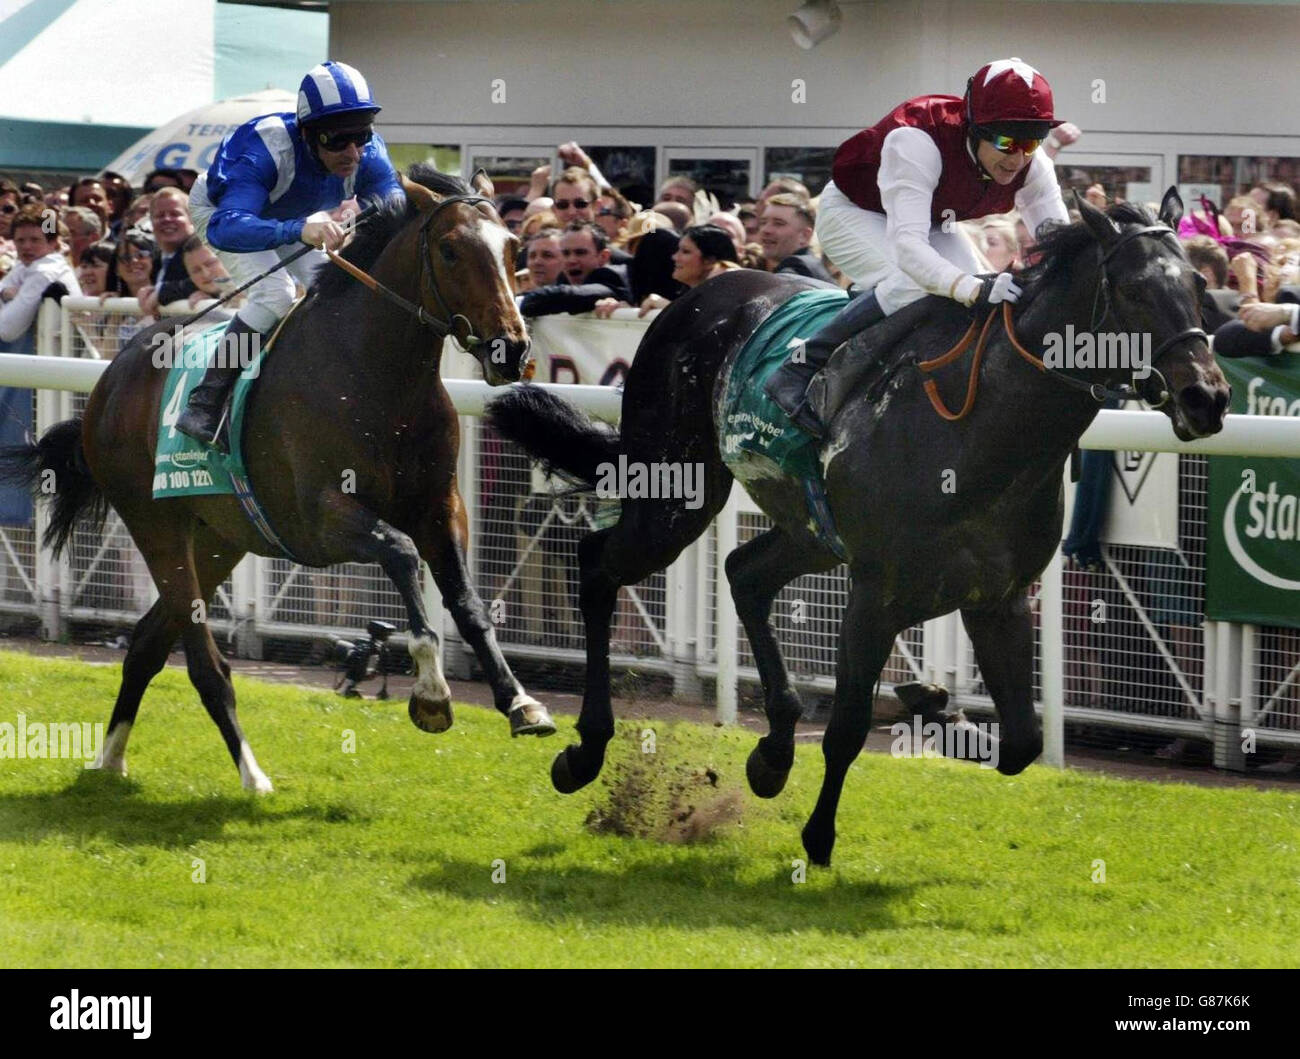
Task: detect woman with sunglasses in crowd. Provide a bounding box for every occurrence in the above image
[177,60,404,449]
[765,57,1071,440]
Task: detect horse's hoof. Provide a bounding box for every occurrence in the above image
[551,745,597,794]
[84,757,127,777]
[746,745,790,799]
[409,695,453,733]
[508,695,556,737]
[801,822,834,868]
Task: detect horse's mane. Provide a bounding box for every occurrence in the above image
[309,163,474,301]
[1021,200,1160,295]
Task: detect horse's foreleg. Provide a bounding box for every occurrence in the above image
[320,497,452,733]
[960,595,1042,774]
[418,504,555,737]
[727,527,838,798]
[802,581,896,867]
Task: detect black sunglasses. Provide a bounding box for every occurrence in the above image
[317,128,373,152]
[553,198,590,210]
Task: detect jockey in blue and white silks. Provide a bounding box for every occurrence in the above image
[178,60,405,449]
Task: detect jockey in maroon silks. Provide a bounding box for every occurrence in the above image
[766,57,1070,440]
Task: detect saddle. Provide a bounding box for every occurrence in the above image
[808,295,973,429]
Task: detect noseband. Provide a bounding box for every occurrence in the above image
[1072,224,1208,408]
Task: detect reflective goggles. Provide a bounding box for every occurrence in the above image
[317,128,373,152]
[981,130,1043,155]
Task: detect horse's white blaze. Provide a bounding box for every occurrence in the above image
[88,722,130,774]
[479,219,527,334]
[1163,261,1183,280]
[237,741,273,793]
[409,633,450,703]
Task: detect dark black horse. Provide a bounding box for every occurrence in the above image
[488,190,1230,865]
[2,166,555,791]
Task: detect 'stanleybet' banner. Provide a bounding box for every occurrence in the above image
[1206,353,1300,629]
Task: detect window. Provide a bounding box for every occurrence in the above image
[466,148,554,199]
[1178,155,1300,207]
[385,144,461,177]
[585,146,655,203]
[1054,162,1155,205]
[662,148,756,211]
[764,147,835,197]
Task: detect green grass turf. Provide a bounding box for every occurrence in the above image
[0,648,1296,968]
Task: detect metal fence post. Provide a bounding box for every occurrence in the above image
[715,488,739,724]
[1039,547,1065,767]
[666,539,702,699]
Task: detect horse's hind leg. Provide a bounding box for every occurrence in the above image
[727,527,839,798]
[179,533,270,790]
[960,595,1043,774]
[552,487,728,794]
[88,598,181,775]
[802,578,898,867]
[416,489,554,737]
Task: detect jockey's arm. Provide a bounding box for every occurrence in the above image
[207,157,306,254]
[879,128,983,308]
[1014,150,1070,240]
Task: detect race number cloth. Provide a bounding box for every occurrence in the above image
[152,323,301,560]
[719,287,848,480]
[718,287,850,558]
[154,324,253,499]
[1206,352,1300,629]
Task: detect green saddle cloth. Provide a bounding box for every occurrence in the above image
[719,287,849,480]
[153,323,265,500]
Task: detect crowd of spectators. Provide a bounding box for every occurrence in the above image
[496,135,1300,370]
[504,141,843,319]
[0,167,236,357]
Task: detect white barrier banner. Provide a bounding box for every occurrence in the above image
[527,313,652,387]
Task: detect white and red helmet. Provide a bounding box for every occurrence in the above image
[965,57,1062,133]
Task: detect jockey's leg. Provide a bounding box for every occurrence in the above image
[766,183,983,440]
[175,245,296,450]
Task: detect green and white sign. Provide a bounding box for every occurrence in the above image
[1206,353,1300,628]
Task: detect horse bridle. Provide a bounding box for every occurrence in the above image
[415,193,495,349]
[1051,223,1208,408]
[343,193,496,349]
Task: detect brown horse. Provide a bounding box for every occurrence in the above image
[1,165,554,791]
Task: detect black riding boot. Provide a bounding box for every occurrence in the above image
[763,289,886,441]
[175,316,263,452]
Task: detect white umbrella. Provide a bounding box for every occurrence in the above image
[101,89,295,186]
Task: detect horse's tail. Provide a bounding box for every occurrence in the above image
[485,385,620,488]
[0,417,108,558]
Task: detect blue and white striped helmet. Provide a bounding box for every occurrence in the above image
[296,61,381,124]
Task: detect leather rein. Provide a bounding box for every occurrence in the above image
[324,193,494,349]
[917,224,1207,421]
